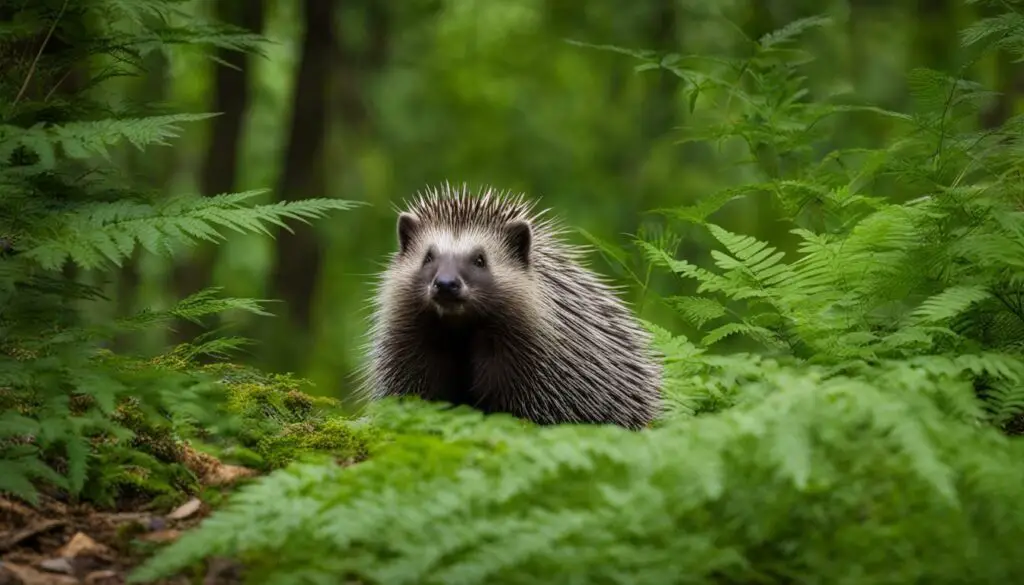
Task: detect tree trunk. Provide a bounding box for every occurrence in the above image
[914,0,956,70]
[170,0,265,346]
[263,0,336,371]
[114,48,169,353]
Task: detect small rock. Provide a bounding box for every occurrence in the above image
[34,559,72,575]
[166,498,202,521]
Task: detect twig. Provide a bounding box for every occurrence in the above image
[11,0,70,112]
[43,68,73,103]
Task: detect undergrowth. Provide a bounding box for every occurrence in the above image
[6,0,1024,583]
[0,0,359,507]
[129,2,1024,584]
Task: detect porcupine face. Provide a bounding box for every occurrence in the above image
[394,210,533,321]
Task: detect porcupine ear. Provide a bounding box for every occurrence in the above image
[503,219,532,267]
[397,212,421,255]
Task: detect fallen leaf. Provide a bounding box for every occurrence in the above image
[165,498,201,521]
[204,464,257,487]
[56,533,109,559]
[83,570,120,585]
[104,513,148,524]
[0,562,78,585]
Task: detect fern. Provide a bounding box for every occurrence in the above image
[585,5,1024,425]
[22,190,361,270]
[107,7,1024,582]
[132,384,1024,584]
[0,0,357,504]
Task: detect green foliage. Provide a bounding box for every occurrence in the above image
[132,384,1024,584]
[585,8,1024,428]
[203,363,381,470]
[128,5,1024,584]
[0,0,357,504]
[72,353,379,509]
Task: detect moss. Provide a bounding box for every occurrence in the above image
[8,347,380,508]
[110,397,185,463]
[197,362,380,471]
[256,416,381,469]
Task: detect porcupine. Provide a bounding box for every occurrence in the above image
[361,183,662,430]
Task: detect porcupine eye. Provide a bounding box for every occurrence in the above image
[422,251,434,266]
[472,253,486,268]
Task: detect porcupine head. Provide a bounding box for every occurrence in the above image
[370,186,547,411]
[369,185,662,428]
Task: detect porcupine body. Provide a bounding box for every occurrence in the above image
[362,183,662,429]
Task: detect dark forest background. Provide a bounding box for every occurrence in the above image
[110,0,1008,399]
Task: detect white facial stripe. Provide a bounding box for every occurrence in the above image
[422,226,492,256]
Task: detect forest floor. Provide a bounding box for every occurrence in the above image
[1,362,374,585]
[0,445,257,585]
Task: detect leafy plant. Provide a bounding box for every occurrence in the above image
[579,10,1024,428]
[128,5,1024,584]
[132,384,1024,584]
[0,0,359,504]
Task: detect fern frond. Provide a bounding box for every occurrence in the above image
[101,0,186,25]
[959,12,1024,50]
[912,286,992,324]
[22,192,361,270]
[132,376,1024,585]
[757,15,833,49]
[669,296,728,328]
[701,321,781,348]
[0,114,219,167]
[706,224,792,286]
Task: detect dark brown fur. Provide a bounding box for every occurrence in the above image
[361,183,662,429]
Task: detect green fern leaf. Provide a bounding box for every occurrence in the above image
[701,322,772,347]
[959,12,1024,49]
[23,192,361,270]
[758,15,832,49]
[912,286,991,324]
[670,296,728,328]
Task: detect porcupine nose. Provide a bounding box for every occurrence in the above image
[432,275,462,298]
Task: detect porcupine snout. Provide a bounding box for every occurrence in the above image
[430,259,464,304]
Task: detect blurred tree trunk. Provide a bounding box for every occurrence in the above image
[742,1,782,236]
[629,0,679,216]
[616,0,681,312]
[170,0,265,345]
[975,0,1024,130]
[114,48,170,352]
[639,0,679,142]
[980,52,1022,129]
[914,0,956,70]
[263,0,336,371]
[335,0,389,132]
[314,0,392,389]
